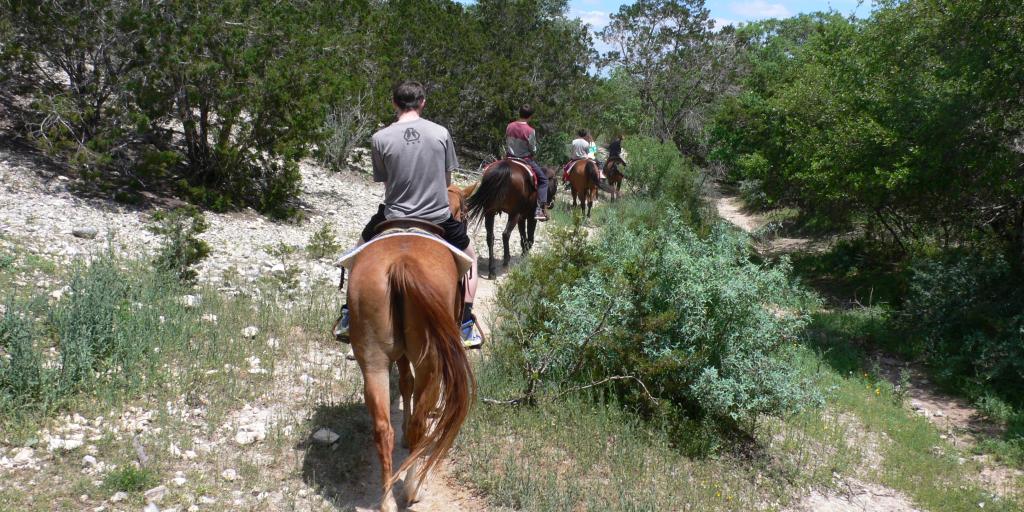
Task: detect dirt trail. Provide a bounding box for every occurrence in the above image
[712,183,1024,505]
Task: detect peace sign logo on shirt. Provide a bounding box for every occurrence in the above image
[403,127,421,144]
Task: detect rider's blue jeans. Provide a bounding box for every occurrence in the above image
[524,158,548,209]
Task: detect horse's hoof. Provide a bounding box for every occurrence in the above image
[380,493,398,512]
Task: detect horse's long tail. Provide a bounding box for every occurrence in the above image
[465,161,511,225]
[387,257,475,489]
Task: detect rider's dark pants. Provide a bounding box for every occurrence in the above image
[524,158,548,208]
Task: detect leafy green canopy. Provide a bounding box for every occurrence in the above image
[0,0,595,213]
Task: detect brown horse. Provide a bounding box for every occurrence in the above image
[568,158,600,217]
[347,228,475,511]
[465,159,554,279]
[605,158,624,202]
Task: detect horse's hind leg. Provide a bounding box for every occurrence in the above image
[403,351,442,505]
[526,218,537,253]
[485,213,496,279]
[397,356,413,449]
[517,218,527,255]
[502,215,517,268]
[362,366,398,512]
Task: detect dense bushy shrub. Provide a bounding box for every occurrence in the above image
[494,201,821,430]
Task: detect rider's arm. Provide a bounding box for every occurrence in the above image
[528,129,538,157]
[371,139,387,183]
[444,131,459,186]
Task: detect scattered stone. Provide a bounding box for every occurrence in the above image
[180,295,201,308]
[144,503,160,512]
[266,337,280,349]
[72,227,98,239]
[221,468,238,481]
[110,491,128,503]
[271,263,286,274]
[183,449,197,460]
[300,374,315,385]
[241,325,259,338]
[172,476,187,487]
[82,454,98,466]
[201,313,218,324]
[47,437,84,452]
[144,485,168,503]
[235,422,267,445]
[199,496,216,505]
[12,447,34,464]
[312,428,340,445]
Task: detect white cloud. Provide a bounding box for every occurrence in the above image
[730,0,791,19]
[712,17,738,31]
[572,9,610,30]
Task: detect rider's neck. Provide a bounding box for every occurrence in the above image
[397,110,422,123]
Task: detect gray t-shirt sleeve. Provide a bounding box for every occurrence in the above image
[371,138,387,183]
[445,132,459,172]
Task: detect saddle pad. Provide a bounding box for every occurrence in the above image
[562,158,582,174]
[505,158,538,189]
[335,230,473,275]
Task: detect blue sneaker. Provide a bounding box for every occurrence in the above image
[461,319,482,349]
[333,306,350,343]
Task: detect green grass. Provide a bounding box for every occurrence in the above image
[103,465,159,493]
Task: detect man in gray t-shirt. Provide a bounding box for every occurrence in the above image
[336,80,481,348]
[371,117,458,225]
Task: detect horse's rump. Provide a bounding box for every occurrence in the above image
[465,159,535,224]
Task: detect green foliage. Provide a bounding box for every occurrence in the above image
[494,192,821,432]
[3,0,599,215]
[900,254,1024,403]
[306,222,342,260]
[621,137,705,222]
[712,2,1024,258]
[103,465,159,494]
[0,303,46,411]
[600,0,740,157]
[147,206,211,282]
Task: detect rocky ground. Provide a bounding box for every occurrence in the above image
[0,145,384,292]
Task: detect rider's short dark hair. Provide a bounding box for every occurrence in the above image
[519,104,534,119]
[577,129,587,137]
[393,81,426,111]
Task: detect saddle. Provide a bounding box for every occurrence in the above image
[505,157,538,189]
[336,220,473,275]
[372,218,443,238]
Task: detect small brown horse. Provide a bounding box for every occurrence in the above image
[605,158,624,202]
[568,158,600,217]
[347,228,475,511]
[465,159,555,279]
[447,184,467,222]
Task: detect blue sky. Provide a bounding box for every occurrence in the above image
[568,0,867,31]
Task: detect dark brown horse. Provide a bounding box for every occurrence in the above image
[605,158,624,202]
[465,159,555,279]
[567,158,600,217]
[347,229,475,512]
